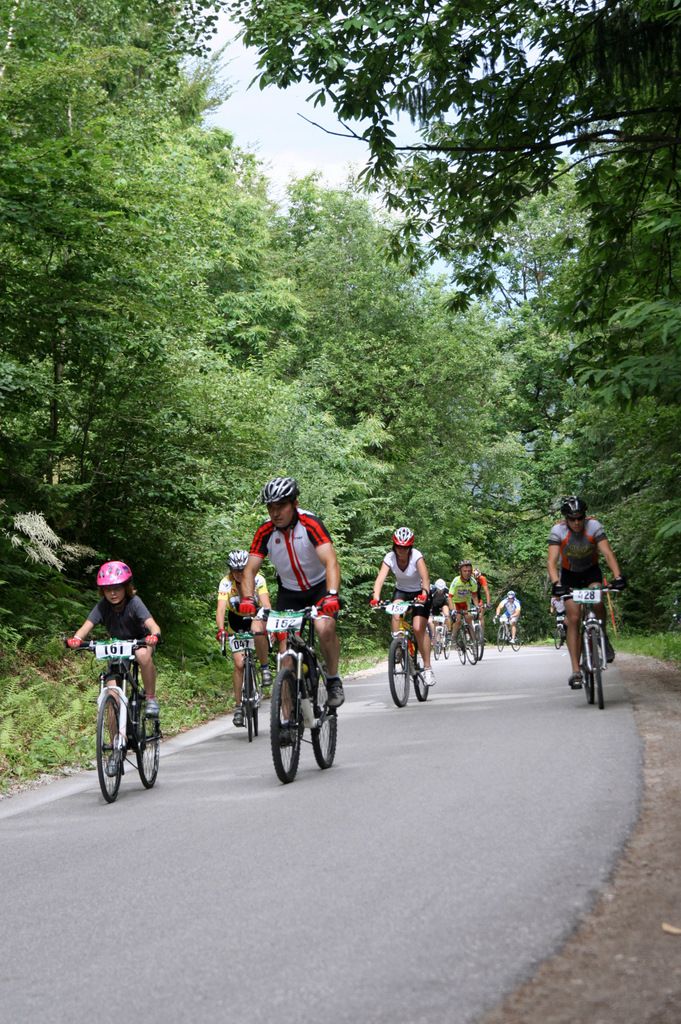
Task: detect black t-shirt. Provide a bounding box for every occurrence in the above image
[430,589,448,613]
[87,595,152,640]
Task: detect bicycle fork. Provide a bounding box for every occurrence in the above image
[98,683,128,747]
[582,617,606,671]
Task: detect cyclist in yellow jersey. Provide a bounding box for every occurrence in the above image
[448,560,481,648]
[216,550,272,728]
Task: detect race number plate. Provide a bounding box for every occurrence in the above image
[228,635,255,652]
[572,588,602,604]
[94,641,135,659]
[267,612,305,633]
[384,601,409,615]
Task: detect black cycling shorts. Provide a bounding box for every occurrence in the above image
[227,610,254,633]
[275,580,328,612]
[560,565,604,589]
[393,588,432,618]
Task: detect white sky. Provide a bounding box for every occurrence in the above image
[205,14,418,198]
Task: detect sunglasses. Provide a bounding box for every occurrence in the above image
[566,514,585,522]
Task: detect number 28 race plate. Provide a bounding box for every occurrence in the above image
[571,588,602,604]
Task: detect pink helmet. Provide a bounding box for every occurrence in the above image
[96,560,133,586]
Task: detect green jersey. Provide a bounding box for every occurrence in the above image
[448,575,479,608]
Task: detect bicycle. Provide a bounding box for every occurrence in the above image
[566,585,616,709]
[220,629,262,742]
[453,610,478,665]
[496,617,521,652]
[266,606,337,784]
[431,614,451,661]
[72,638,161,803]
[375,600,429,706]
[553,615,567,649]
[470,605,485,661]
[668,596,681,632]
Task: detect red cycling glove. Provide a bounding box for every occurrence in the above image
[317,594,341,616]
[145,633,160,646]
[66,636,83,649]
[369,597,380,607]
[415,591,428,604]
[239,597,257,617]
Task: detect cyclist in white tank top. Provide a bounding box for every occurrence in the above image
[370,527,436,686]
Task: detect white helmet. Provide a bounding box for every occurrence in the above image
[228,550,249,571]
[507,590,516,599]
[434,579,447,590]
[392,526,414,547]
[261,476,299,503]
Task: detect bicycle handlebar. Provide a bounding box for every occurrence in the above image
[70,638,150,653]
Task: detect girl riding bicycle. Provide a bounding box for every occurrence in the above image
[370,527,435,687]
[66,561,162,716]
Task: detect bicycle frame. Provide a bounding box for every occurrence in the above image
[271,609,327,729]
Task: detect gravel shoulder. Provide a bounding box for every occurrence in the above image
[481,652,681,1024]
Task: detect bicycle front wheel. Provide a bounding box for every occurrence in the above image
[554,626,564,650]
[388,637,410,707]
[311,674,337,769]
[465,629,478,664]
[270,668,301,783]
[497,626,505,652]
[475,624,485,661]
[443,630,451,660]
[511,630,521,652]
[243,658,256,743]
[457,631,466,664]
[96,693,122,803]
[136,710,160,789]
[590,631,605,709]
[412,651,428,702]
[433,635,442,661]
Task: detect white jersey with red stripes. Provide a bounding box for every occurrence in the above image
[250,509,331,591]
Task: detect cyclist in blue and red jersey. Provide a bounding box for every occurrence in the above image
[240,477,344,709]
[547,496,627,690]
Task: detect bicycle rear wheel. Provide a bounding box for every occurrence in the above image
[388,637,410,707]
[96,693,122,803]
[136,709,160,788]
[270,668,301,783]
[311,673,337,769]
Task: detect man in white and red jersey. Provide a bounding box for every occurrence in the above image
[240,476,344,708]
[548,495,627,690]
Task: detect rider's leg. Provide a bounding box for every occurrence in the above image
[412,613,432,669]
[565,600,582,673]
[135,646,156,697]
[314,616,340,677]
[252,619,271,679]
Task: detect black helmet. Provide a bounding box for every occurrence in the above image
[261,477,300,504]
[560,495,587,518]
[228,550,249,570]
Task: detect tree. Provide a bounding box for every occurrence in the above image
[228,0,681,399]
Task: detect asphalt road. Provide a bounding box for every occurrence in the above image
[0,644,641,1024]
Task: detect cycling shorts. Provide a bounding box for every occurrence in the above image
[227,610,255,634]
[275,580,328,613]
[393,588,431,618]
[560,565,604,589]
